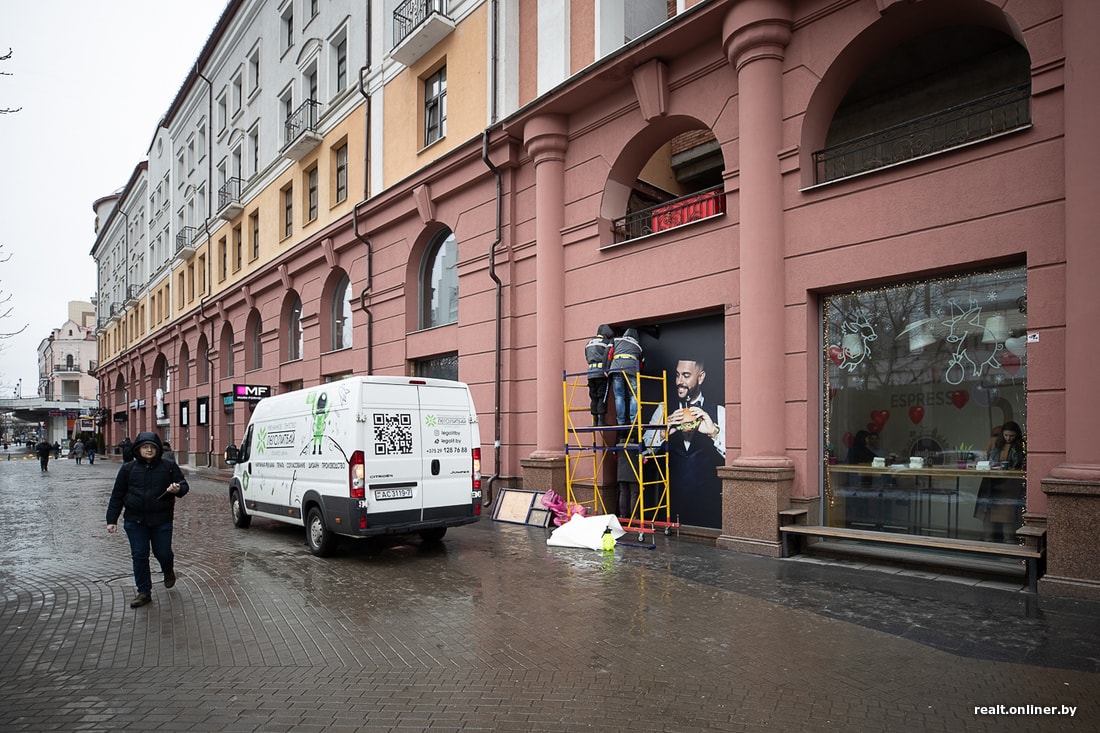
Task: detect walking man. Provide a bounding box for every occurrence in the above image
[105,432,189,608]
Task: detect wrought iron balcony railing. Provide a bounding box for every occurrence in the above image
[217,176,245,221]
[813,84,1031,184]
[284,99,320,147]
[394,0,444,47]
[176,226,199,253]
[218,177,243,211]
[611,184,726,244]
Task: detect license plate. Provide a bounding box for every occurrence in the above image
[375,488,413,500]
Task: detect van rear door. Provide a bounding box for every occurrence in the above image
[360,382,424,527]
[417,382,477,522]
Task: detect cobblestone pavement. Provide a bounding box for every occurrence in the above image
[1,450,1098,732]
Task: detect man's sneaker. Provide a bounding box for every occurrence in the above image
[130,594,151,608]
[163,571,176,589]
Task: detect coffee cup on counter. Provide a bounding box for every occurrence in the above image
[909,456,923,468]
[871,457,886,468]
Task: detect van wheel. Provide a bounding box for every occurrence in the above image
[306,506,337,557]
[419,527,446,542]
[230,489,251,528]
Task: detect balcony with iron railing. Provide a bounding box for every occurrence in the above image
[175,226,200,260]
[125,284,141,304]
[391,0,454,66]
[217,177,245,221]
[813,84,1031,184]
[611,184,726,244]
[282,99,322,162]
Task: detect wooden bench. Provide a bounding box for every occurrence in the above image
[780,524,1045,592]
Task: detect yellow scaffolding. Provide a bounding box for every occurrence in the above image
[562,370,677,539]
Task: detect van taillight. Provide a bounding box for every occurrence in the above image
[472,447,482,515]
[350,450,365,499]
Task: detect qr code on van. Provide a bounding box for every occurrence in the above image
[373,413,414,455]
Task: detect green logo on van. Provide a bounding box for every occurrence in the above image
[425,414,438,427]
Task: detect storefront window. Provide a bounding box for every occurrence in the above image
[823,266,1027,543]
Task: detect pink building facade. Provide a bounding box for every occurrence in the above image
[95,0,1100,597]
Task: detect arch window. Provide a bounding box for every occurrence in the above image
[420,230,458,329]
[179,343,191,388]
[221,324,235,378]
[287,295,304,362]
[197,335,210,384]
[247,310,264,370]
[813,26,1031,184]
[331,274,352,351]
[607,122,726,244]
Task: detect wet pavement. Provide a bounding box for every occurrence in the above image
[1,449,1098,732]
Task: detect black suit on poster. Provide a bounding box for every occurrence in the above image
[667,399,723,528]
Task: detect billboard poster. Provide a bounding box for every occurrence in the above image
[635,313,725,529]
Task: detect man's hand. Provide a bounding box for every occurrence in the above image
[107,524,118,534]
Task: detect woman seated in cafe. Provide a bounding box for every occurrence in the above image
[973,421,1026,543]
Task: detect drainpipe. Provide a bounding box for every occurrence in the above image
[480,130,504,506]
[197,68,217,467]
[353,5,374,374]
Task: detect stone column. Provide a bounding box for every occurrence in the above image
[1040,0,1100,599]
[520,115,569,493]
[715,0,794,555]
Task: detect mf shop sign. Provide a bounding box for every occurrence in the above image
[233,384,272,403]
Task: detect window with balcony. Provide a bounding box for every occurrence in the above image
[424,66,446,147]
[609,127,726,244]
[392,0,454,67]
[813,26,1031,185]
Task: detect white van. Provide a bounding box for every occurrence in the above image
[223,376,483,556]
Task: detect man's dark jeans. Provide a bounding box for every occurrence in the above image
[123,519,174,595]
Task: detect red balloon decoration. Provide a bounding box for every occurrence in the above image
[1001,353,1021,376]
[908,405,925,425]
[842,431,854,448]
[828,346,845,366]
[950,390,970,409]
[871,410,890,427]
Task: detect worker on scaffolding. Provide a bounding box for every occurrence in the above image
[584,324,616,426]
[609,327,643,438]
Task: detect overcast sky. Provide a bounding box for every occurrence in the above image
[0,1,228,398]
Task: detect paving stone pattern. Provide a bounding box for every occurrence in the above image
[0,452,1097,732]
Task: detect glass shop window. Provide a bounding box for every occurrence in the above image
[823,266,1027,543]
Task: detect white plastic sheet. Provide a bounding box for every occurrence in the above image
[546,513,626,550]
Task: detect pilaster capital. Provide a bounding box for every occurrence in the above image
[523,115,569,165]
[722,0,793,73]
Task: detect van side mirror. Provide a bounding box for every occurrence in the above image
[224,445,239,465]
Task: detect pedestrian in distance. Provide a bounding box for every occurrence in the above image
[35,439,52,472]
[52,441,61,459]
[118,436,134,463]
[106,431,189,608]
[85,438,97,465]
[71,439,85,464]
